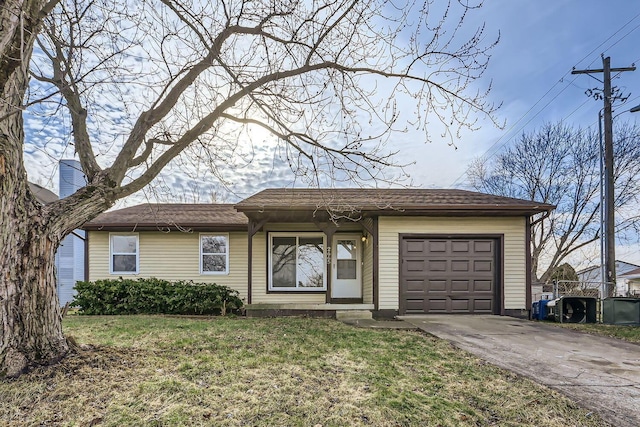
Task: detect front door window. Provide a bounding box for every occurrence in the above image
[336,240,357,280]
[332,236,362,298]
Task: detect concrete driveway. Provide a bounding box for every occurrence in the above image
[400,315,640,427]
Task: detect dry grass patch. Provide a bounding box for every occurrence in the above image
[0,316,607,426]
[552,322,640,343]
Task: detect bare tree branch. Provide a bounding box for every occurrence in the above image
[467,121,640,282]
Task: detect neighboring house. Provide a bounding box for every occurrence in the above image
[617,267,640,296]
[29,182,58,204]
[57,160,87,306]
[82,188,554,318]
[577,260,640,296]
[29,159,87,307]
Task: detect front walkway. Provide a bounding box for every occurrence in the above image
[400,315,640,427]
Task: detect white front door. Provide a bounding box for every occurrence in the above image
[331,235,362,299]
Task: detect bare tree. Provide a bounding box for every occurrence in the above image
[1,0,500,377]
[466,121,640,283]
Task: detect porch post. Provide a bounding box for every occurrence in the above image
[324,227,337,304]
[525,216,532,314]
[360,217,379,311]
[314,221,338,304]
[247,218,268,305]
[373,217,379,311]
[247,220,255,305]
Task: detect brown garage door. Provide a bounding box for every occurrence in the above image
[400,237,499,314]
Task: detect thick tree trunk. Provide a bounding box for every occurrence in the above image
[0,156,115,379]
[0,101,69,377]
[0,205,68,378]
[0,0,70,377]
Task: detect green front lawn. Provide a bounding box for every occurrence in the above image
[0,316,606,426]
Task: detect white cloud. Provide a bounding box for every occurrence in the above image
[24,1,640,206]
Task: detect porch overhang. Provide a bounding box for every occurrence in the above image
[238,209,368,225]
[241,209,377,308]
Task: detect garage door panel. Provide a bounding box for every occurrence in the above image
[405,241,424,253]
[400,236,498,315]
[473,299,493,312]
[427,279,447,292]
[474,260,493,272]
[474,241,493,253]
[451,280,471,292]
[405,259,425,272]
[474,280,492,292]
[451,299,470,312]
[451,241,470,252]
[451,260,469,271]
[428,260,447,271]
[405,279,426,292]
[427,299,447,312]
[405,299,426,313]
[402,298,496,314]
[428,241,447,252]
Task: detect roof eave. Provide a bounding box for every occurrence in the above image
[236,205,555,216]
[619,274,640,280]
[83,223,248,232]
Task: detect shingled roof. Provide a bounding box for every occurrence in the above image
[234,188,554,216]
[619,267,640,279]
[83,189,554,231]
[83,204,248,231]
[29,182,58,205]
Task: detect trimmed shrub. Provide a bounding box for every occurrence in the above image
[72,278,243,315]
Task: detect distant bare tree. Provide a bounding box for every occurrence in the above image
[1,0,500,376]
[467,121,640,282]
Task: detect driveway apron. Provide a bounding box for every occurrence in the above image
[401,315,640,427]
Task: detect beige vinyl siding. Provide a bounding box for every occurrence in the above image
[88,232,110,279]
[362,236,373,304]
[361,218,374,305]
[250,231,325,304]
[88,231,249,301]
[378,216,527,311]
[89,220,371,306]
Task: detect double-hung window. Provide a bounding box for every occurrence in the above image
[110,234,139,274]
[269,233,325,291]
[200,234,229,274]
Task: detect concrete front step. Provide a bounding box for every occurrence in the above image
[244,304,376,318]
[335,310,373,321]
[245,303,374,311]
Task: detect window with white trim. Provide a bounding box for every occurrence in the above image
[110,234,138,274]
[200,234,229,274]
[269,233,325,291]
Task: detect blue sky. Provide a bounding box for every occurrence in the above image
[25,1,640,200]
[400,0,640,190]
[22,1,640,266]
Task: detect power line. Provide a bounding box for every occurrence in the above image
[449,75,580,187]
[603,20,640,53]
[449,11,640,188]
[563,97,593,122]
[572,57,636,291]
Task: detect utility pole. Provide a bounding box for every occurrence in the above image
[572,56,635,296]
